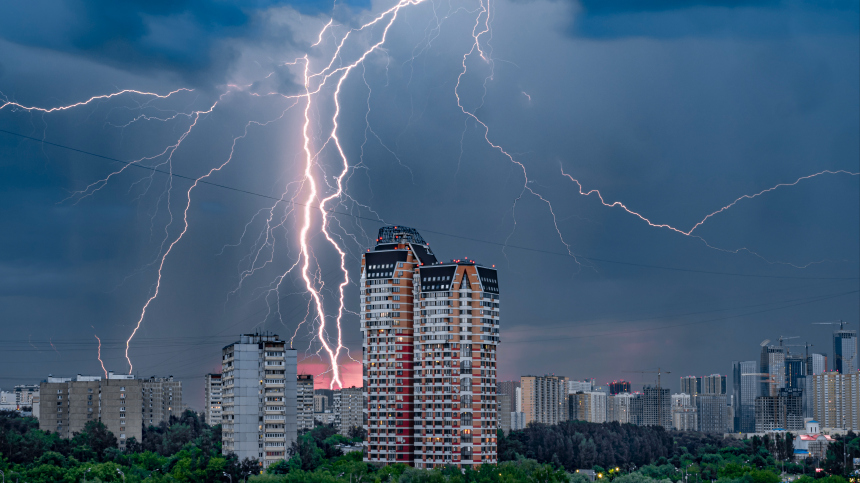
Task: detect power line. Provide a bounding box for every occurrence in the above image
[1,128,856,281]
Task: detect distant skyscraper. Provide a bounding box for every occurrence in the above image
[679,376,701,400]
[333,386,363,436]
[569,391,606,423]
[522,375,568,425]
[221,333,297,469]
[701,374,727,395]
[671,393,697,431]
[568,379,594,394]
[806,353,827,376]
[609,381,631,395]
[204,373,222,427]
[497,393,512,434]
[732,361,757,433]
[641,386,671,428]
[608,392,639,424]
[833,326,858,374]
[760,345,786,396]
[785,355,806,389]
[808,372,859,430]
[696,395,728,433]
[754,388,803,432]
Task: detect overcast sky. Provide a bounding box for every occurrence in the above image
[0,0,858,410]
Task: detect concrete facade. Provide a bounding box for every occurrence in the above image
[141,376,182,427]
[334,386,363,435]
[808,372,859,431]
[221,333,297,469]
[204,373,223,427]
[38,374,142,450]
[297,374,314,432]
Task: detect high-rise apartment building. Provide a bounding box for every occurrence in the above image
[497,381,520,404]
[334,386,364,436]
[221,333,297,469]
[497,393,512,434]
[701,374,727,395]
[522,375,568,426]
[671,393,697,431]
[39,373,142,450]
[608,392,640,424]
[696,395,728,433]
[204,373,222,427]
[679,376,701,400]
[141,376,182,427]
[833,326,858,374]
[732,361,757,433]
[808,372,859,431]
[568,379,594,394]
[360,226,500,469]
[297,375,314,432]
[754,388,803,432]
[641,386,671,428]
[609,381,631,395]
[569,391,607,423]
[313,394,328,413]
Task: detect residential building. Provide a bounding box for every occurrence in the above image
[141,376,182,427]
[833,326,858,374]
[671,393,697,431]
[497,381,520,403]
[38,373,142,450]
[641,386,671,428]
[568,379,594,394]
[334,386,363,436]
[733,361,757,433]
[701,374,727,395]
[297,375,314,432]
[511,412,525,431]
[609,381,631,395]
[314,410,336,425]
[221,333,297,469]
[569,391,606,423]
[522,375,568,426]
[608,393,640,424]
[0,391,16,411]
[497,392,512,434]
[697,395,728,433]
[754,388,803,432]
[14,385,39,409]
[204,373,222,427]
[808,372,859,431]
[314,394,328,413]
[360,226,500,469]
[680,376,701,401]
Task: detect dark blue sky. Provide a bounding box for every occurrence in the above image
[0,0,857,408]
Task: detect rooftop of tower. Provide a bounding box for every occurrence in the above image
[375,225,427,246]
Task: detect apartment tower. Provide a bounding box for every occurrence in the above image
[297,374,314,432]
[361,226,500,469]
[221,333,297,469]
[204,373,223,427]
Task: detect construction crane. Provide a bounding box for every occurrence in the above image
[623,368,671,426]
[778,336,800,347]
[812,320,847,330]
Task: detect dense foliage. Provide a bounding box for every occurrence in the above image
[1,410,857,483]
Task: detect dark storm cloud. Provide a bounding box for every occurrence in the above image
[0,0,369,86]
[570,0,859,39]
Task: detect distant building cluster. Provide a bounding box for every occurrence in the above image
[10,226,856,472]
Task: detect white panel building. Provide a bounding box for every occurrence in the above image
[221,333,297,469]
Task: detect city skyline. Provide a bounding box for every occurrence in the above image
[0,0,858,411]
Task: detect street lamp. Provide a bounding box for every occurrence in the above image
[223,472,233,483]
[117,469,125,482]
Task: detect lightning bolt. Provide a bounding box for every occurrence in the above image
[95,335,108,379]
[560,166,860,265]
[0,88,192,113]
